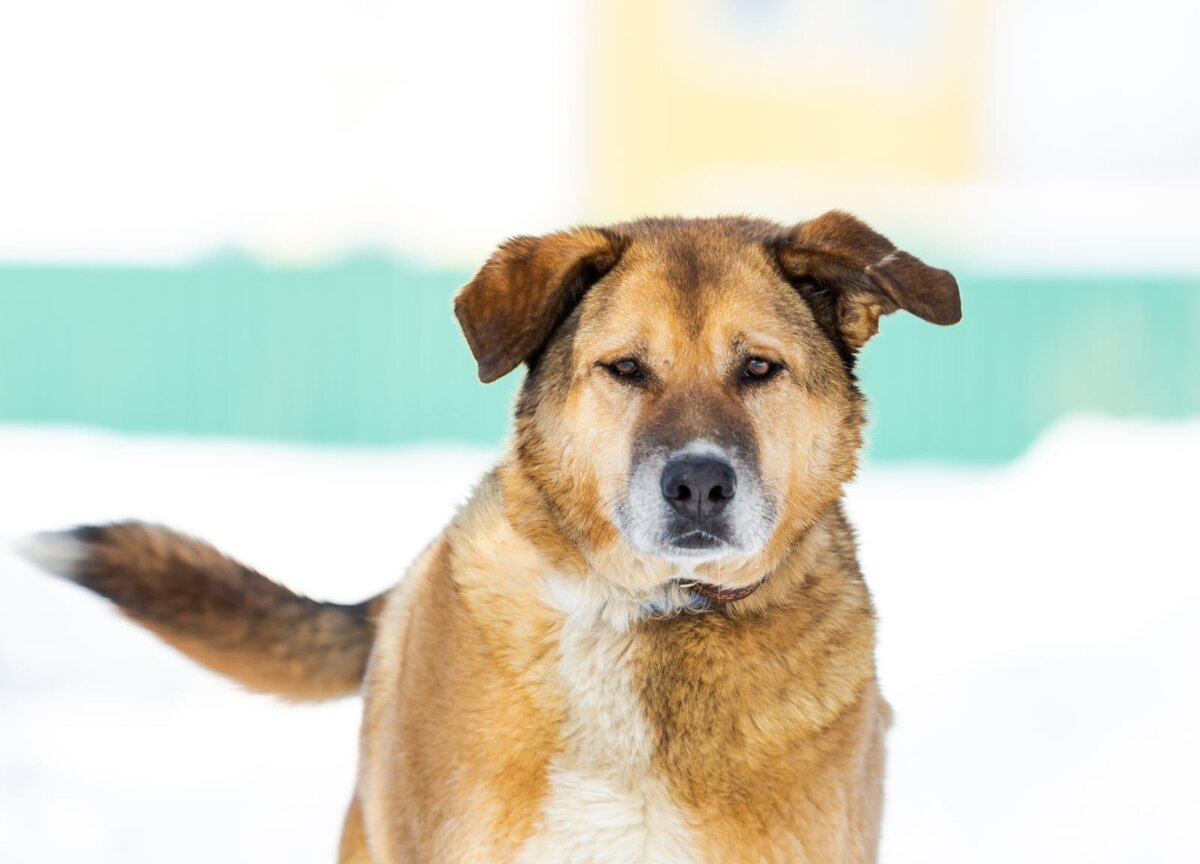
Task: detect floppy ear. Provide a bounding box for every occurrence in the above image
[776,210,961,349]
[454,228,624,383]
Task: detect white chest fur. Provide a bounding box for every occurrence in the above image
[518,575,701,864]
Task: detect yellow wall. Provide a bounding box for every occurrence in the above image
[585,0,988,218]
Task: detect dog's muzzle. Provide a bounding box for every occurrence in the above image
[659,455,738,550]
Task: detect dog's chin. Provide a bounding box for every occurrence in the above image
[614,503,772,567]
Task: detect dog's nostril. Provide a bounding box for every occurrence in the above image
[676,485,692,501]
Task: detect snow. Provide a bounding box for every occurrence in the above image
[1,419,1197,862]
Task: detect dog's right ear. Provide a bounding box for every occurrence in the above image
[454,228,624,383]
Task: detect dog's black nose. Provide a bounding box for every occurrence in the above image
[660,457,737,522]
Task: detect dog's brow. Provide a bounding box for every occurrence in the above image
[592,337,649,360]
[730,333,791,356]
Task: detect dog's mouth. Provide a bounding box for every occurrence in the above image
[666,528,729,552]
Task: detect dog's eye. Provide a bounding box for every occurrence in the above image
[600,358,646,385]
[741,357,780,383]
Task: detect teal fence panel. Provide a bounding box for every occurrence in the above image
[2,258,1197,461]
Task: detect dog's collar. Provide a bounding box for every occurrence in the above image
[640,577,766,617]
[676,578,764,605]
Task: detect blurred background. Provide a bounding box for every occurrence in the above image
[2,0,1197,458]
[1,1,1197,862]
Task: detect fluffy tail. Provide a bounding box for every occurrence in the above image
[19,522,385,701]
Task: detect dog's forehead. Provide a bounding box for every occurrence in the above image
[579,224,814,352]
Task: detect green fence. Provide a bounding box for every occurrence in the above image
[1,256,1196,462]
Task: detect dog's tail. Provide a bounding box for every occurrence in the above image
[19,522,386,702]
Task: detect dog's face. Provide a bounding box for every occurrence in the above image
[456,214,959,591]
[561,236,846,567]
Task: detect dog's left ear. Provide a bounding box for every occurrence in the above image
[776,210,961,349]
[455,228,624,383]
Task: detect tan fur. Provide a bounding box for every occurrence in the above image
[358,486,569,861]
[26,213,959,862]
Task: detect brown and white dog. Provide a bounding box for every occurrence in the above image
[23,212,960,863]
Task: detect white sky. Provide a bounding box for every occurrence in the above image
[0,0,1196,269]
[0,1,584,263]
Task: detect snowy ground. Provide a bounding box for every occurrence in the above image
[1,419,1197,863]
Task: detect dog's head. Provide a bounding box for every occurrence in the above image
[455,214,959,592]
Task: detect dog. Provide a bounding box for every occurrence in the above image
[22,212,960,862]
